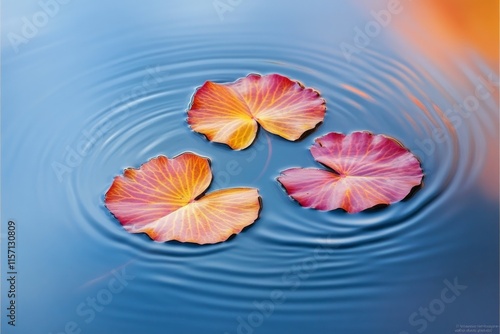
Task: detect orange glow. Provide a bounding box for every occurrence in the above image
[387,0,499,200]
[395,0,499,71]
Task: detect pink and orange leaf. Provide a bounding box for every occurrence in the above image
[277,132,423,213]
[187,74,326,150]
[105,153,261,244]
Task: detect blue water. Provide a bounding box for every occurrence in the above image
[2,1,499,334]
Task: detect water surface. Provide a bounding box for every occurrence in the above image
[1,1,498,334]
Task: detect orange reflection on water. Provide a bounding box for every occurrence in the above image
[395,0,499,71]
[389,0,499,200]
[341,84,375,102]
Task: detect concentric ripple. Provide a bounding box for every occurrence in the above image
[14,29,498,334]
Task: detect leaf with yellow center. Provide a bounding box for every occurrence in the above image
[105,153,261,244]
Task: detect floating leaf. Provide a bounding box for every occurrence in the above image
[105,153,261,244]
[187,74,326,150]
[277,132,423,213]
